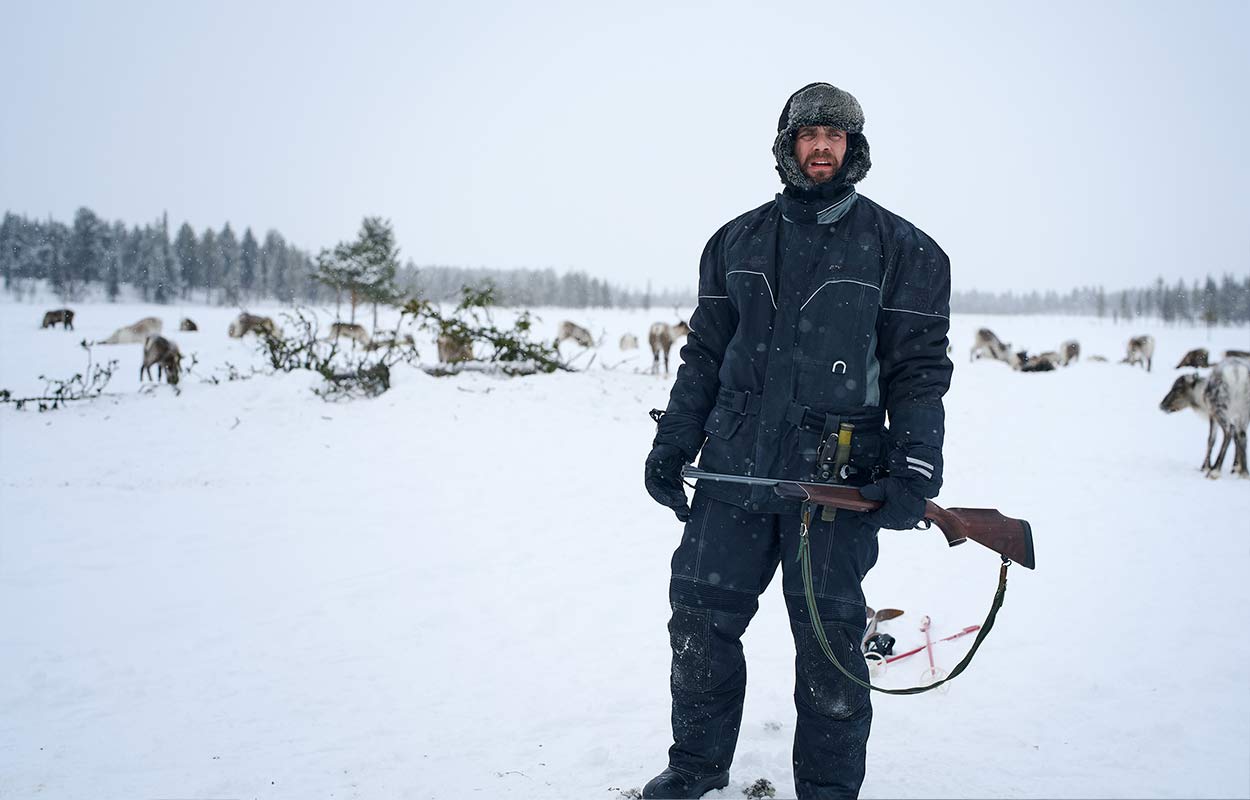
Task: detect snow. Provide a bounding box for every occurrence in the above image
[1,297,1248,799]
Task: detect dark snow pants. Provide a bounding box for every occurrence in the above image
[663,489,879,800]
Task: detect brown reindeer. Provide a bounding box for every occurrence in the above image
[140,335,182,386]
[329,321,370,346]
[180,318,198,332]
[555,321,594,348]
[228,312,276,338]
[1018,351,1062,372]
[41,308,75,330]
[648,320,691,375]
[1176,348,1209,369]
[437,334,473,364]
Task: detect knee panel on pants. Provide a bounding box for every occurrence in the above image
[669,579,760,693]
[785,593,870,720]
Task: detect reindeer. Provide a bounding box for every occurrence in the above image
[329,321,370,346]
[1175,348,1208,369]
[969,328,1020,369]
[437,334,473,364]
[1160,359,1250,477]
[99,316,162,345]
[1227,349,1250,360]
[619,333,639,350]
[1123,335,1155,371]
[140,335,182,386]
[228,312,276,338]
[365,332,415,352]
[180,318,198,332]
[1060,340,1080,366]
[649,320,691,376]
[555,321,594,348]
[1018,351,1062,372]
[41,308,75,330]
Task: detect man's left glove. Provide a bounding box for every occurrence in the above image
[860,446,942,531]
[645,443,692,522]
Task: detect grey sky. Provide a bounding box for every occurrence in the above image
[3,0,1247,294]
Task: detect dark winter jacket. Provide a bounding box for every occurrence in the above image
[654,188,954,513]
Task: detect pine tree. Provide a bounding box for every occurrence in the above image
[198,228,222,303]
[175,222,199,299]
[218,223,241,304]
[67,207,106,295]
[240,228,259,299]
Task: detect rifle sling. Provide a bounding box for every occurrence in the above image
[799,529,1010,696]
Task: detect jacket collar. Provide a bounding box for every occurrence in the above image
[777,182,858,226]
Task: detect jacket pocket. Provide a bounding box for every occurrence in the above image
[795,359,864,411]
[703,406,744,440]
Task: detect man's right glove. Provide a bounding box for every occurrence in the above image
[859,446,942,531]
[644,443,692,522]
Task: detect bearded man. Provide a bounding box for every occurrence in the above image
[643,82,954,800]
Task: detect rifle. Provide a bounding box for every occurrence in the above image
[681,465,1035,569]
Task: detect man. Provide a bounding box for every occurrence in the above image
[643,82,953,800]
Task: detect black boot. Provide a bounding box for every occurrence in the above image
[642,767,730,799]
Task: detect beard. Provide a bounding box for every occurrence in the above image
[802,152,841,183]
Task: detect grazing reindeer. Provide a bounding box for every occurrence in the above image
[437,334,473,364]
[41,308,75,330]
[1060,340,1080,366]
[1160,359,1250,477]
[99,316,162,344]
[180,318,198,332]
[140,335,182,386]
[1123,335,1155,371]
[555,321,594,348]
[648,320,691,375]
[969,328,1020,369]
[1176,348,1209,369]
[228,312,276,338]
[619,333,639,350]
[329,321,370,346]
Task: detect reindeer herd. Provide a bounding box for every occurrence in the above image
[36,306,696,384]
[972,325,1250,478]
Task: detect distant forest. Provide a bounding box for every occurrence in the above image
[0,208,690,310]
[3,207,1248,323]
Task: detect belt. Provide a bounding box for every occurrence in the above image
[785,402,885,433]
[715,387,763,415]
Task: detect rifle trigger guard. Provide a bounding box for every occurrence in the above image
[914,518,933,531]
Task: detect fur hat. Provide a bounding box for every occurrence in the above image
[773,82,872,190]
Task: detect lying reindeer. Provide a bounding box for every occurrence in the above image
[99,316,162,345]
[180,318,198,332]
[620,333,639,350]
[1176,348,1209,369]
[649,320,690,375]
[141,335,182,386]
[41,308,75,330]
[1017,351,1062,372]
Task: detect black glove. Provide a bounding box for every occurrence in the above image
[860,446,942,531]
[645,443,692,522]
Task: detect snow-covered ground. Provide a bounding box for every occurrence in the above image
[1,296,1248,799]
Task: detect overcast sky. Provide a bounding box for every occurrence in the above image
[3,0,1247,294]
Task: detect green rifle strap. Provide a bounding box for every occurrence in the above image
[799,529,1010,696]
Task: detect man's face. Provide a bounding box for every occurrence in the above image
[794,125,848,184]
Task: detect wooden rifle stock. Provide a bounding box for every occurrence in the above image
[682,466,1036,570]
